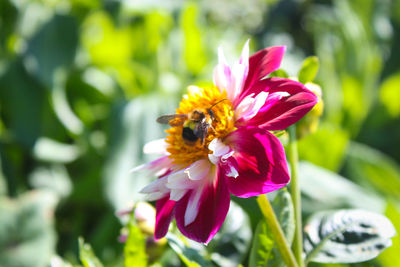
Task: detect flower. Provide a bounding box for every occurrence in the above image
[136,41,318,243]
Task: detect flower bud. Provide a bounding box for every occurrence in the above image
[296,82,324,139]
[134,201,156,236]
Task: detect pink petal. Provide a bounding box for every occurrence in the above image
[239,78,318,131]
[213,47,231,93]
[241,46,285,99]
[175,172,230,244]
[224,127,290,198]
[130,155,172,177]
[154,196,176,240]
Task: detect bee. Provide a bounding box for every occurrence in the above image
[156,99,227,145]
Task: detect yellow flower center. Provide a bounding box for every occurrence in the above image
[166,86,235,167]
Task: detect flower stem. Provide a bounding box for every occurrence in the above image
[257,194,298,267]
[288,125,304,267]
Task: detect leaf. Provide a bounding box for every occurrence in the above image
[377,203,400,267]
[28,165,73,198]
[33,137,81,163]
[0,160,6,196]
[249,189,295,267]
[304,209,396,264]
[49,255,74,267]
[298,124,349,171]
[298,56,319,84]
[79,237,104,267]
[103,95,177,211]
[207,202,252,267]
[379,72,400,117]
[181,2,207,75]
[345,142,400,198]
[0,61,47,147]
[0,191,58,267]
[166,233,208,267]
[166,202,251,267]
[298,161,384,214]
[249,220,273,267]
[26,14,78,88]
[269,69,289,78]
[124,220,147,267]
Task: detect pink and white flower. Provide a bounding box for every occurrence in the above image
[136,41,318,243]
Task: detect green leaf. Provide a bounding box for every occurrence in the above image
[341,75,366,132]
[0,61,47,147]
[103,95,177,211]
[28,165,73,198]
[0,191,58,267]
[49,255,74,267]
[0,160,6,196]
[124,220,147,267]
[181,2,207,75]
[345,142,400,198]
[298,161,384,214]
[269,69,289,79]
[379,72,400,117]
[207,202,252,266]
[33,137,81,163]
[304,209,396,264]
[79,237,104,267]
[249,219,273,267]
[249,189,295,267]
[298,56,319,84]
[377,203,400,267]
[166,233,208,267]
[165,202,251,266]
[26,14,78,88]
[298,124,349,171]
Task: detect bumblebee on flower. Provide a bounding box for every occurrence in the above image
[134,40,318,244]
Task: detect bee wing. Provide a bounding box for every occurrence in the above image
[156,114,188,126]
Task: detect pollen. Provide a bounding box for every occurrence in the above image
[165,86,235,167]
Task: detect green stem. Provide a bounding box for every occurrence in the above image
[257,194,298,267]
[288,125,304,267]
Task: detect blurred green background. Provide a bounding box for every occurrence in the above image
[0,0,400,266]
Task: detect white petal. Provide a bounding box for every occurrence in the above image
[130,156,172,175]
[145,192,168,202]
[260,91,290,112]
[208,138,234,165]
[208,153,219,165]
[225,164,239,178]
[208,138,230,157]
[170,188,187,201]
[143,139,168,155]
[139,176,168,194]
[235,91,269,121]
[213,64,230,93]
[167,170,193,189]
[221,150,234,163]
[129,163,145,173]
[227,65,242,102]
[213,42,250,102]
[140,177,169,201]
[239,39,250,65]
[184,186,204,226]
[184,159,211,181]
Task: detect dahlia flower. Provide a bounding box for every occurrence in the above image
[136,41,318,243]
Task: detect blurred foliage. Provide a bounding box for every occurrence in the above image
[249,189,294,267]
[1,0,400,266]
